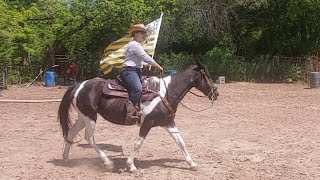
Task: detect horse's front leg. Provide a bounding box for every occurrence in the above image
[163,125,198,170]
[126,120,154,172]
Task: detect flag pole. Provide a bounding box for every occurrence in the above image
[151,12,164,59]
[148,12,163,71]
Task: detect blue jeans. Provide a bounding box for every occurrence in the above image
[120,68,142,106]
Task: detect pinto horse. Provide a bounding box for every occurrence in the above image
[58,62,219,172]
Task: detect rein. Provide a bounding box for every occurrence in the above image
[179,89,214,112]
[188,90,206,97]
[179,100,214,112]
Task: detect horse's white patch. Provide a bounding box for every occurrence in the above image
[134,136,145,146]
[139,76,172,125]
[164,126,197,167]
[152,76,172,97]
[166,126,179,133]
[78,111,112,165]
[73,80,88,111]
[127,136,145,171]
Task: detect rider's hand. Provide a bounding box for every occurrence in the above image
[158,66,164,73]
[142,62,149,68]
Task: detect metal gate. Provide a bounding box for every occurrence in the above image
[0,63,7,89]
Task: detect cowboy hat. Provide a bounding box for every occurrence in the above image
[127,24,150,36]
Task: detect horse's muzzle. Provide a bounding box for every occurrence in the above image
[208,87,219,101]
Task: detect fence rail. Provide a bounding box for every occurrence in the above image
[1,65,42,87]
[1,55,319,86]
[1,63,82,87]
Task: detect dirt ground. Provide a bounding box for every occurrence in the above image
[0,82,320,180]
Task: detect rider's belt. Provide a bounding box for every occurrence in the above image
[123,66,141,71]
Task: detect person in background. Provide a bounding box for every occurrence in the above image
[120,24,163,124]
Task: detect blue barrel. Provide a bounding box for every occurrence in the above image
[45,71,55,87]
[167,70,177,75]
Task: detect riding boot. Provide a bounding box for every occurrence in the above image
[133,105,142,119]
[125,100,141,124]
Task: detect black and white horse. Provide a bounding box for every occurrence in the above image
[58,62,219,172]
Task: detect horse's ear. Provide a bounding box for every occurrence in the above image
[195,60,204,69]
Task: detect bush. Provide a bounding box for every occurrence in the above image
[159,52,194,72]
[159,51,307,83]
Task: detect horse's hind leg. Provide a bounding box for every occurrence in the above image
[82,114,113,170]
[164,125,198,170]
[63,115,85,161]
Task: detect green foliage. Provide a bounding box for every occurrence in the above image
[0,0,317,84]
[200,43,245,81]
[6,65,40,85]
[0,0,176,81]
[234,0,320,56]
[159,52,193,71]
[161,50,307,83]
[232,55,306,82]
[159,0,235,54]
[286,65,304,82]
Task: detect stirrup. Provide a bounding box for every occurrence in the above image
[125,100,141,124]
[126,115,140,125]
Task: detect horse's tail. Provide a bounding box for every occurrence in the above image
[58,84,77,142]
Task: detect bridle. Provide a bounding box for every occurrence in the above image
[178,69,217,112]
[158,69,218,113]
[200,69,218,103]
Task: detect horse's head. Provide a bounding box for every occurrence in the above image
[192,62,219,101]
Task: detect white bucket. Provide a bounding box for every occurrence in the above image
[217,76,225,84]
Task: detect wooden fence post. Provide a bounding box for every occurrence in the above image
[4,64,7,89]
[0,63,8,89]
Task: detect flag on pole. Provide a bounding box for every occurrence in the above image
[100,13,164,75]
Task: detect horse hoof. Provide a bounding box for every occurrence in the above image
[104,162,114,171]
[63,157,69,164]
[130,168,138,174]
[191,165,198,171]
[118,168,126,174]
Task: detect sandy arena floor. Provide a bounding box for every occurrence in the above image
[0,82,319,180]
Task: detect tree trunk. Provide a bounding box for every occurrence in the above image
[44,45,56,71]
[18,42,31,66]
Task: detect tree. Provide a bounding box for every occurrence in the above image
[233,0,320,57]
[159,0,239,54]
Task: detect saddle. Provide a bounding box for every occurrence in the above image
[102,76,160,101]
